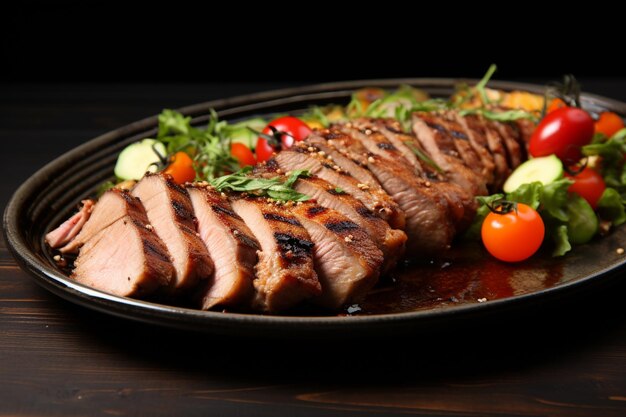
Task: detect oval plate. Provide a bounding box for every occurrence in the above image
[4,79,626,338]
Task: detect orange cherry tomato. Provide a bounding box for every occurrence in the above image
[163,151,196,184]
[230,143,256,167]
[481,203,545,262]
[547,98,567,113]
[566,167,606,209]
[595,111,624,138]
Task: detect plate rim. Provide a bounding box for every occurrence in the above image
[5,78,626,335]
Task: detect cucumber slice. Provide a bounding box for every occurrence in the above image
[114,139,166,181]
[225,118,267,149]
[503,155,563,193]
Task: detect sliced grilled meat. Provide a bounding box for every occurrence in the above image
[452,113,497,188]
[291,202,383,309]
[489,119,526,168]
[315,128,459,254]
[187,185,259,309]
[293,176,406,272]
[274,143,405,229]
[72,190,174,297]
[132,173,213,292]
[358,118,477,231]
[231,196,321,312]
[61,189,146,253]
[429,113,487,180]
[411,112,488,195]
[46,199,94,248]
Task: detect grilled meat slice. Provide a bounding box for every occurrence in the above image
[61,189,148,253]
[72,190,174,297]
[452,113,498,188]
[315,128,459,254]
[45,199,95,248]
[132,173,213,292]
[359,118,477,230]
[428,113,487,181]
[412,112,487,196]
[187,185,259,309]
[274,144,405,229]
[231,196,321,312]
[489,119,526,169]
[293,176,406,272]
[290,202,383,308]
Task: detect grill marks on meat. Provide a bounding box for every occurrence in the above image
[412,112,488,196]
[274,142,405,229]
[187,185,258,309]
[313,127,461,254]
[71,189,174,297]
[290,202,383,309]
[230,197,321,312]
[56,108,532,312]
[293,176,406,273]
[132,173,213,292]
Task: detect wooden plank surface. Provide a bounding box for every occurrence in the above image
[2,82,626,417]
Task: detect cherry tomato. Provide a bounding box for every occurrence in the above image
[230,143,256,167]
[529,107,595,163]
[256,116,312,162]
[481,203,545,262]
[547,98,566,113]
[163,151,196,184]
[595,111,624,138]
[566,167,606,209]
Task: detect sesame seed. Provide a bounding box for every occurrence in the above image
[296,201,303,206]
[617,248,624,255]
[220,192,226,198]
[53,255,61,261]
[307,146,315,152]
[233,229,240,236]
[477,298,487,303]
[145,224,153,230]
[368,156,376,163]
[344,235,353,243]
[317,151,326,156]
[357,183,370,190]
[424,181,431,187]
[365,129,372,135]
[276,168,283,174]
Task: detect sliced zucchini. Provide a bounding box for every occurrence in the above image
[503,155,563,193]
[114,139,166,181]
[225,118,267,149]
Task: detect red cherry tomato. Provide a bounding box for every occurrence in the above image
[255,116,312,162]
[529,107,595,163]
[566,167,606,209]
[481,203,545,262]
[230,143,256,167]
[595,111,624,138]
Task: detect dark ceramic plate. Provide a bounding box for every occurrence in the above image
[5,79,626,338]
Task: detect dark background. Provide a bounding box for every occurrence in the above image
[2,3,624,83]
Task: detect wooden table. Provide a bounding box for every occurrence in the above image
[2,82,626,417]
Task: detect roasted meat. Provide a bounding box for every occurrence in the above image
[71,189,174,297]
[132,173,213,292]
[187,184,259,309]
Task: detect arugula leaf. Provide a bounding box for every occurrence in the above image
[210,168,311,202]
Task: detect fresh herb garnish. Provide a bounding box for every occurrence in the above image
[458,108,538,123]
[406,142,444,174]
[210,167,311,201]
[156,109,239,180]
[475,64,497,105]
